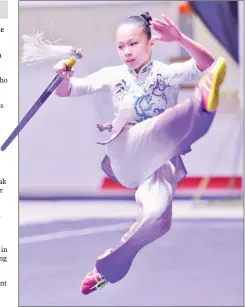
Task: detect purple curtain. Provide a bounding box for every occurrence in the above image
[189,1,238,63]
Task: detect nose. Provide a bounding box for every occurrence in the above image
[124,47,132,57]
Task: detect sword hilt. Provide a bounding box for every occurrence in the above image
[65,57,76,71]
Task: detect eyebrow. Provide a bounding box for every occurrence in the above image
[117,38,137,44]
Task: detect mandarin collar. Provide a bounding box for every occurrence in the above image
[127,60,153,77]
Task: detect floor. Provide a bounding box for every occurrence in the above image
[19,199,244,306]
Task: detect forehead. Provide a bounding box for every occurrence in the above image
[116,23,144,42]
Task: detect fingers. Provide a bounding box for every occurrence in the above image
[151,15,172,27]
[53,59,66,71]
[61,70,74,80]
[151,22,164,32]
[151,19,167,28]
[151,22,166,36]
[151,35,162,42]
[161,15,172,25]
[53,59,74,80]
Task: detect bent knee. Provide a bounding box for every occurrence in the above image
[144,205,172,237]
[157,212,172,236]
[161,216,172,235]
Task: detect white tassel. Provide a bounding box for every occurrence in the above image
[20,29,83,65]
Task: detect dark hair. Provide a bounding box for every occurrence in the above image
[119,11,152,39]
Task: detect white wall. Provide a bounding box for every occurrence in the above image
[17,1,242,196]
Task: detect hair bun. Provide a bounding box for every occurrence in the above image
[140,12,152,24]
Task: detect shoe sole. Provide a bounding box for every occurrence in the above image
[206,57,227,112]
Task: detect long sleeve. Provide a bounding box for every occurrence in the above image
[70,67,112,97]
[168,58,203,86]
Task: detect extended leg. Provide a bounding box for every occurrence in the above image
[95,163,176,283]
[152,56,227,157]
[107,57,227,188]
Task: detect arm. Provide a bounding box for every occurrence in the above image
[151,15,214,72]
[168,58,203,85]
[55,78,72,97]
[69,68,111,97]
[53,61,111,97]
[178,33,214,72]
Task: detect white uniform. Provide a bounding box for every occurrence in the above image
[70,58,205,282]
[70,58,202,188]
[70,58,202,128]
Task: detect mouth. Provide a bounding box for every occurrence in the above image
[126,59,135,63]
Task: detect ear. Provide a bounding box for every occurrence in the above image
[150,38,156,49]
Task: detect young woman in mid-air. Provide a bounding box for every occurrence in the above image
[54,12,226,294]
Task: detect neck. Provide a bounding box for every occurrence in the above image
[134,56,152,73]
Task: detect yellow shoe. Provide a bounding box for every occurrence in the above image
[199,57,227,112]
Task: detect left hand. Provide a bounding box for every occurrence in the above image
[150,15,183,42]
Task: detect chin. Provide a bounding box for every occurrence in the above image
[126,61,139,70]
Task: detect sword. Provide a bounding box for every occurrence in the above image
[1,57,76,151]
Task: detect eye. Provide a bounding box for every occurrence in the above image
[131,42,138,46]
[118,45,124,50]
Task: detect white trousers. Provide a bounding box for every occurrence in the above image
[96,93,215,282]
[96,163,176,283]
[106,93,213,189]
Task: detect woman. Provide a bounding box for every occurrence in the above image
[54,12,226,294]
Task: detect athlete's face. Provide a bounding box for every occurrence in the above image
[116,23,154,73]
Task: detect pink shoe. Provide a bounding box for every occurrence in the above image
[80,248,113,295]
[80,267,108,295]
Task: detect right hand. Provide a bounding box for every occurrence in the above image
[53,59,74,80]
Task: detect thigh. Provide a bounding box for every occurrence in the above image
[109,118,176,184]
[152,95,215,152]
[136,164,177,217]
[106,118,161,187]
[108,97,213,188]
